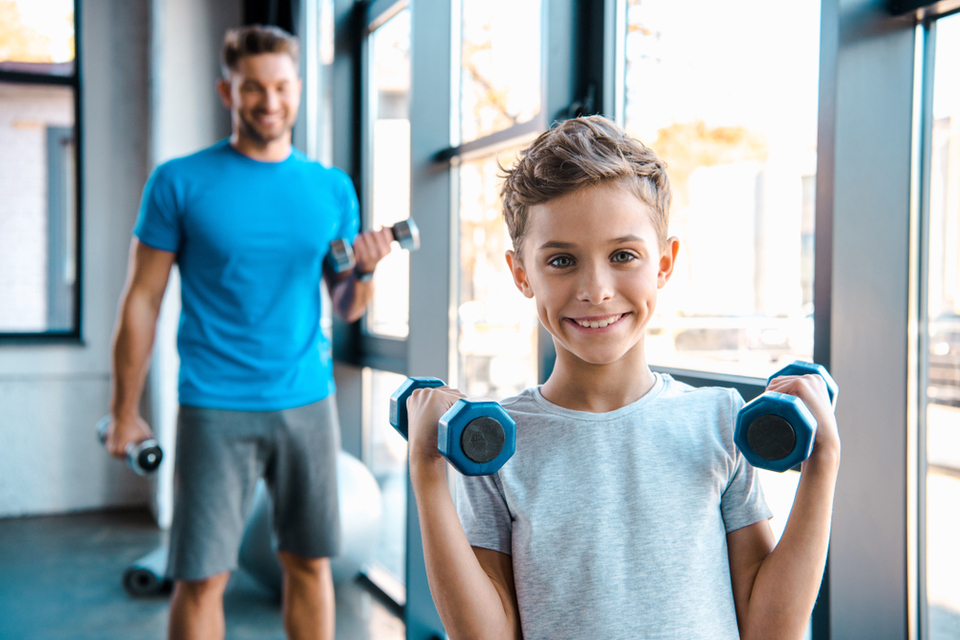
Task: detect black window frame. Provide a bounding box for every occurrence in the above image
[0,0,83,344]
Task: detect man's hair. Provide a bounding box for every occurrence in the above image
[221,25,300,78]
[500,115,671,259]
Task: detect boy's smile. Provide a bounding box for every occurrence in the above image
[507,181,679,373]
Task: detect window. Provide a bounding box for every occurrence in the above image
[0,0,80,338]
[621,0,821,380]
[454,0,543,399]
[922,10,960,638]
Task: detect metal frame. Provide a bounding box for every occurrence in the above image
[0,0,83,344]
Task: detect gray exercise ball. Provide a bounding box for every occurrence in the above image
[238,450,383,596]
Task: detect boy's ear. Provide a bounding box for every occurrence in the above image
[506,250,534,298]
[657,237,680,289]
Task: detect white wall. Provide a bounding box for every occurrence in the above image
[0,0,240,520]
[0,0,152,517]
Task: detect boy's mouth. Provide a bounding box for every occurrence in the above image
[570,314,626,329]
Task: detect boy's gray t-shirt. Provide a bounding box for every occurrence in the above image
[456,373,772,640]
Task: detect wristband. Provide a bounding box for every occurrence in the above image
[355,269,374,283]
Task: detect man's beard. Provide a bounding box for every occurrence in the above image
[238,110,291,145]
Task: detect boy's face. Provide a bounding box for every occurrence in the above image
[507,182,679,368]
[217,52,302,146]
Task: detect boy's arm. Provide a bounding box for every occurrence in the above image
[727,374,841,640]
[407,386,522,640]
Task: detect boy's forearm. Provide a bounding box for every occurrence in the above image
[740,449,839,640]
[412,465,519,640]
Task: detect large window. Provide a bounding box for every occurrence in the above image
[622,0,821,380]
[0,0,80,338]
[455,0,543,400]
[923,11,960,638]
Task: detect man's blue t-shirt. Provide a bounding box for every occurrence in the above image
[134,140,359,411]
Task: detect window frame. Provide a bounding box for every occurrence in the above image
[0,0,84,344]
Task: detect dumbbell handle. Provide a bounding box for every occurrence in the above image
[96,416,163,476]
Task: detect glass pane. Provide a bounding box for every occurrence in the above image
[458,147,539,400]
[366,8,411,339]
[0,0,75,76]
[459,0,541,144]
[366,368,410,585]
[925,12,960,638]
[624,0,820,379]
[0,82,76,332]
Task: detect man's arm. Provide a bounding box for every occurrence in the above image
[727,374,841,640]
[406,386,523,640]
[323,227,394,323]
[107,238,175,457]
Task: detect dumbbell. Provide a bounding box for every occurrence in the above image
[389,377,516,476]
[734,361,838,473]
[328,218,421,274]
[96,415,163,476]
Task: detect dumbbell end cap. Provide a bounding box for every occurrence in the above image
[392,219,420,252]
[131,440,163,475]
[735,392,816,472]
[439,400,516,476]
[388,377,445,439]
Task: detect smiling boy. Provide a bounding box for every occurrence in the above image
[406,116,840,639]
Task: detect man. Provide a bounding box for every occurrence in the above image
[106,25,392,640]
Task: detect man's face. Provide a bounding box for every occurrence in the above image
[219,52,301,145]
[507,182,678,368]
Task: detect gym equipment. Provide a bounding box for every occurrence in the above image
[238,451,383,597]
[328,218,421,273]
[734,361,839,473]
[389,377,516,476]
[96,415,163,476]
[122,546,172,597]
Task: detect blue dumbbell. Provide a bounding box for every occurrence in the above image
[389,377,516,476]
[96,415,164,476]
[734,361,838,473]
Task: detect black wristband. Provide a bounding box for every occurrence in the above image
[355,269,374,282]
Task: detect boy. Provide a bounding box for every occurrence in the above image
[406,116,840,639]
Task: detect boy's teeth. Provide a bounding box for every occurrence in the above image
[578,316,618,328]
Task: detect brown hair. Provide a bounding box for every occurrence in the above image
[500,115,671,259]
[221,25,300,77]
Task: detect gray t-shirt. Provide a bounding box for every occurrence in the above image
[456,373,772,640]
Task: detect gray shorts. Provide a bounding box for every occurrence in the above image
[167,397,341,581]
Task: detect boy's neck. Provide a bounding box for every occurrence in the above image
[539,349,658,413]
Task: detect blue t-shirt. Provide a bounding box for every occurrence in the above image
[134,140,359,411]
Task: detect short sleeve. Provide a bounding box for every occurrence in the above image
[720,390,773,533]
[133,164,181,252]
[329,167,360,243]
[456,474,513,555]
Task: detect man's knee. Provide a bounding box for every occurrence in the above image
[173,572,231,604]
[277,550,331,581]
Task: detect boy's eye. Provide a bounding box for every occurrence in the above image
[549,256,574,268]
[611,251,636,263]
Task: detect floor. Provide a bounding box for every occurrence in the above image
[0,508,405,640]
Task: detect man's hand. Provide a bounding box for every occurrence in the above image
[352,227,395,277]
[105,414,154,458]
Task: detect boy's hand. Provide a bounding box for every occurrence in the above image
[406,386,467,480]
[106,414,153,458]
[766,373,841,468]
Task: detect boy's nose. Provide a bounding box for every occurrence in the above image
[577,263,615,303]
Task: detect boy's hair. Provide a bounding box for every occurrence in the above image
[500,115,671,258]
[221,25,300,78]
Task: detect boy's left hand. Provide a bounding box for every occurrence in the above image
[766,373,841,468]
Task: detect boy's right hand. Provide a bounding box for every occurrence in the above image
[406,386,467,480]
[106,414,153,458]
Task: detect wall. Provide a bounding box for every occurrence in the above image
[0,0,152,517]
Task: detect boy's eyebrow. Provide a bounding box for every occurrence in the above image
[537,236,648,251]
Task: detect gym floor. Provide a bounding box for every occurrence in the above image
[0,508,404,640]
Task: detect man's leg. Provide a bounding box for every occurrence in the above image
[278,551,335,640]
[167,572,231,640]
